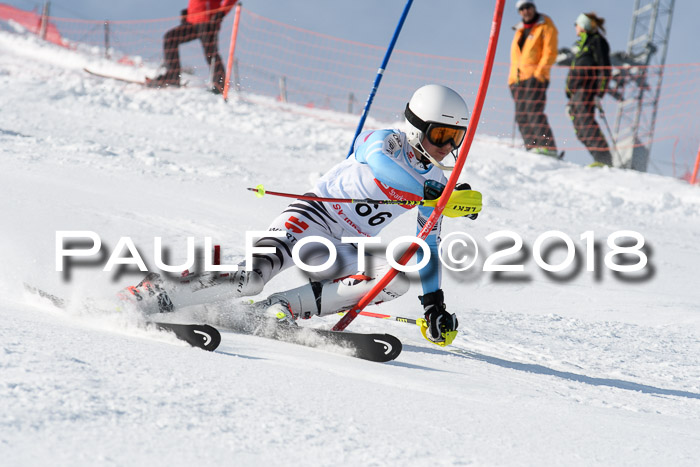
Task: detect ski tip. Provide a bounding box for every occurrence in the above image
[274,327,402,363]
[352,333,402,363]
[153,322,222,352]
[373,333,403,362]
[194,324,222,352]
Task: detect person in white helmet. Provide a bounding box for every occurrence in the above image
[120,84,477,345]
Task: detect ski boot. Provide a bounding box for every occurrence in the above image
[250,295,297,327]
[145,71,180,89]
[117,272,174,314]
[530,147,560,158]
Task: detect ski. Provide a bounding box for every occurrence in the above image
[23,283,221,352]
[261,325,402,363]
[84,67,147,85]
[151,322,221,352]
[83,68,189,88]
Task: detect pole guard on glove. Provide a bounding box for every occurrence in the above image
[419,289,458,346]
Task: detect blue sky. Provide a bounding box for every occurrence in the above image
[4,0,697,174]
[5,0,696,65]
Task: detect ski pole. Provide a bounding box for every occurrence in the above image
[247,184,482,217]
[339,310,455,347]
[352,310,421,325]
[346,0,413,158]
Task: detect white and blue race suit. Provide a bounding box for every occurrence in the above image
[249,129,446,296]
[141,129,449,318]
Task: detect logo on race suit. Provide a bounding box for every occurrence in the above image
[331,203,370,237]
[284,216,309,234]
[383,133,402,155]
[373,179,421,209]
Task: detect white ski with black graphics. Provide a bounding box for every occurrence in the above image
[23,284,221,351]
[83,68,190,88]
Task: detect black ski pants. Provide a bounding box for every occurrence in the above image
[510,77,557,150]
[162,20,225,90]
[569,89,612,166]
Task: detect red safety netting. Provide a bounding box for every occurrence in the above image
[1,4,698,175]
[0,4,232,81]
[231,9,699,175]
[0,3,65,46]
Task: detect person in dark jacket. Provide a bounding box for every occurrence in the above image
[146,0,238,94]
[566,12,613,166]
[509,1,559,157]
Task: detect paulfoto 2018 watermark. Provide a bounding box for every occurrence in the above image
[437,230,649,273]
[55,230,650,275]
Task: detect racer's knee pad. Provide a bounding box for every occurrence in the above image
[269,267,409,319]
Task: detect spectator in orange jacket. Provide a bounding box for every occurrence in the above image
[147,0,238,93]
[509,1,559,157]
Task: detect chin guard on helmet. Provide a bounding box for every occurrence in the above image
[412,140,459,171]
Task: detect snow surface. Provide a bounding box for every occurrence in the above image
[2,30,700,466]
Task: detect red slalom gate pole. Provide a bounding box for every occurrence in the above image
[223,3,242,101]
[332,0,506,332]
[691,144,700,185]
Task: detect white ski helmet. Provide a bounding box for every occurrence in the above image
[404,84,469,170]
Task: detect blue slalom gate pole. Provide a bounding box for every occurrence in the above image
[346,0,413,157]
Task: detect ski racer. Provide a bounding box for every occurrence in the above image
[122,84,478,345]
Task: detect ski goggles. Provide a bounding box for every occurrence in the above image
[425,124,467,148]
[405,103,467,148]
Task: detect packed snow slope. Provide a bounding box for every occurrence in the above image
[2,31,700,466]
